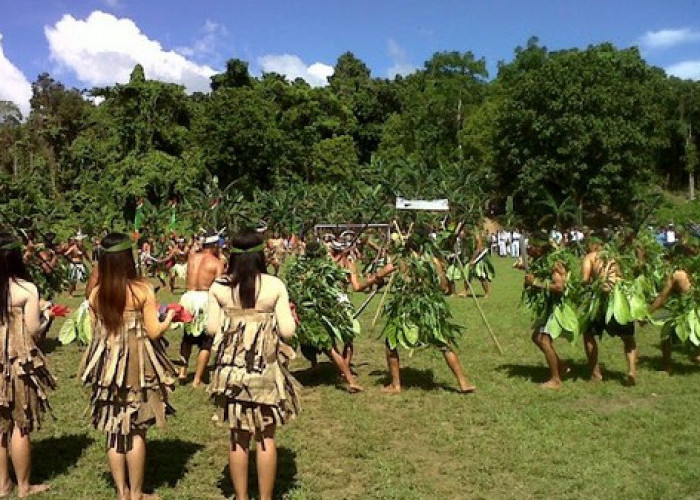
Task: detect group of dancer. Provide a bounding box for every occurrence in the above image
[0,229,299,500]
[524,229,700,388]
[5,217,696,499]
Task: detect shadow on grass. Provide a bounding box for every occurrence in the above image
[498,362,627,384]
[638,354,700,375]
[369,367,453,391]
[38,337,62,355]
[218,446,298,498]
[292,362,340,388]
[33,433,94,483]
[146,439,204,489]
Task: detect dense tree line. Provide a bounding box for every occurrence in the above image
[1,38,699,237]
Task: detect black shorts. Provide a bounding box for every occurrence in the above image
[590,318,635,337]
[183,332,213,350]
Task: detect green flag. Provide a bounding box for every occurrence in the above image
[134,201,144,232]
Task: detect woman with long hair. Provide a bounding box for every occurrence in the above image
[206,231,300,500]
[0,232,56,497]
[81,232,177,500]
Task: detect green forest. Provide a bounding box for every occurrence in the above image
[1,38,699,237]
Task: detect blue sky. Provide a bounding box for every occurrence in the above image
[1,0,699,115]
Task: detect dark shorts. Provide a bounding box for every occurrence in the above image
[183,332,213,350]
[590,318,635,337]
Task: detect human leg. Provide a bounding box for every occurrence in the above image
[442,348,476,393]
[0,432,12,497]
[10,426,49,498]
[192,348,211,388]
[178,336,192,381]
[583,333,602,381]
[325,347,363,393]
[255,426,277,500]
[661,339,672,374]
[229,430,252,500]
[382,344,402,393]
[342,342,354,367]
[107,436,128,500]
[480,279,490,298]
[126,431,154,500]
[622,334,638,385]
[531,331,563,388]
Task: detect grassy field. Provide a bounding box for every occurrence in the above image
[24,258,700,499]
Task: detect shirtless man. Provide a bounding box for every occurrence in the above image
[166,238,189,293]
[649,250,695,373]
[525,258,569,389]
[64,237,87,297]
[266,234,286,276]
[581,242,637,385]
[178,234,225,387]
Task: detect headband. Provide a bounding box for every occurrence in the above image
[102,240,135,254]
[0,241,22,251]
[230,242,265,254]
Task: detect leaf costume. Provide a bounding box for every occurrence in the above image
[659,289,700,346]
[208,306,300,434]
[80,309,177,451]
[383,253,461,350]
[579,246,648,337]
[521,248,581,343]
[58,299,93,346]
[445,232,495,283]
[284,255,360,350]
[0,307,56,434]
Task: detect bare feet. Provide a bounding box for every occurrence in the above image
[458,385,477,394]
[624,374,637,386]
[118,488,130,500]
[347,383,364,393]
[0,483,14,498]
[132,494,160,500]
[381,384,401,394]
[540,379,562,390]
[17,484,50,498]
[192,380,202,388]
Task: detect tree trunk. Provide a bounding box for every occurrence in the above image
[690,171,695,201]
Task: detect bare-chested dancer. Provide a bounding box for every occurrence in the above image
[266,234,286,276]
[178,235,225,387]
[525,258,570,389]
[64,236,87,297]
[166,238,189,293]
[582,242,637,385]
[649,248,696,373]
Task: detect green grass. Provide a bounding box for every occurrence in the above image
[27,259,700,499]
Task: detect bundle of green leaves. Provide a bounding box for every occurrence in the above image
[58,300,93,345]
[521,248,581,342]
[578,245,650,333]
[382,253,461,350]
[659,288,700,345]
[284,253,360,350]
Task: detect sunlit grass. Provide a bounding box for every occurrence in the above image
[31,258,700,499]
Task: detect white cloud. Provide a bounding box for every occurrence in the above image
[0,33,32,117]
[639,28,700,50]
[666,60,700,80]
[45,11,216,93]
[258,54,333,87]
[175,19,228,64]
[387,38,418,78]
